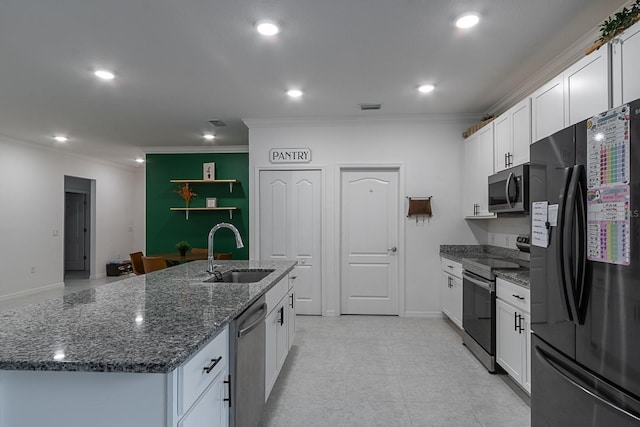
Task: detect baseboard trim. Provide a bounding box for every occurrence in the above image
[403,310,442,318]
[0,282,64,301]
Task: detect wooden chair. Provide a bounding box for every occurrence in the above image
[129,252,145,275]
[142,256,168,273]
[215,252,233,260]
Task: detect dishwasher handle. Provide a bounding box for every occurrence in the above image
[238,303,267,338]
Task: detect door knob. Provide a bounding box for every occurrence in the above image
[388,247,397,252]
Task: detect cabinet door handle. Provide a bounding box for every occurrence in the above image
[278,306,285,326]
[290,276,297,280]
[224,376,232,407]
[512,294,525,300]
[290,293,295,309]
[504,152,508,168]
[514,312,518,332]
[203,356,223,374]
[517,314,524,334]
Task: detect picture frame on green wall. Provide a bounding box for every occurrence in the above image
[203,162,215,181]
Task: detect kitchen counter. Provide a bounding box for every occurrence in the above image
[0,260,296,373]
[440,244,530,287]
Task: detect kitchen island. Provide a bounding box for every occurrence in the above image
[0,260,296,427]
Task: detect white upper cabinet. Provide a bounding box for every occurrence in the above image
[531,48,609,143]
[564,47,609,126]
[531,75,565,142]
[463,122,495,218]
[611,20,640,106]
[494,98,531,172]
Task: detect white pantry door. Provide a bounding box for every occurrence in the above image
[340,169,399,315]
[259,170,322,315]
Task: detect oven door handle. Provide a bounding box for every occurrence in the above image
[463,273,493,292]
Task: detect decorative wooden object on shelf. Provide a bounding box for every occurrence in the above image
[462,117,495,139]
[170,179,240,219]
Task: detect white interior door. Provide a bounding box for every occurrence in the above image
[340,169,399,315]
[259,170,322,315]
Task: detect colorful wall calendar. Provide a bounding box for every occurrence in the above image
[586,104,631,265]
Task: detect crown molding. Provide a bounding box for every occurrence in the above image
[143,145,249,154]
[0,133,139,172]
[243,113,478,129]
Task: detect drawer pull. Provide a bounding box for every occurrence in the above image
[203,356,223,374]
[512,294,525,300]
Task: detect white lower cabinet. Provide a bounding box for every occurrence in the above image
[0,327,230,427]
[178,369,229,427]
[440,258,463,329]
[265,274,296,401]
[496,278,530,394]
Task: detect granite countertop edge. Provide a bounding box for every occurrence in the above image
[0,260,296,374]
[439,245,530,288]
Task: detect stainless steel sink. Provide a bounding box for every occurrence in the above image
[204,269,275,283]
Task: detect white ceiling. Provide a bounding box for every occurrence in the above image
[0,0,629,165]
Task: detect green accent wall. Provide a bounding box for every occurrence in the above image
[146,153,249,259]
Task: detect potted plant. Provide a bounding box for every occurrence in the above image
[176,241,190,257]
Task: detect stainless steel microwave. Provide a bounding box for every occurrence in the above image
[488,164,529,214]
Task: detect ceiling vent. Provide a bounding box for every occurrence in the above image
[208,120,227,127]
[359,103,382,111]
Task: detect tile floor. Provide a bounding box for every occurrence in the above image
[262,315,531,427]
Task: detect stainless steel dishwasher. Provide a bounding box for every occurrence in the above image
[229,295,267,427]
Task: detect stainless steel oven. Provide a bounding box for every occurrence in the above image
[462,270,497,372]
[461,257,520,373]
[488,164,529,214]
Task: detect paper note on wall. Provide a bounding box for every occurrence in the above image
[532,201,549,248]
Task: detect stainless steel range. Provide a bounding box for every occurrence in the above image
[461,256,520,372]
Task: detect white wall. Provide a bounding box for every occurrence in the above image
[0,136,144,298]
[247,117,478,317]
[470,216,530,249]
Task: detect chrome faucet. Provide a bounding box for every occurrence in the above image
[207,222,244,272]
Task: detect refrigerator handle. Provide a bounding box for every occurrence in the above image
[557,166,579,322]
[573,165,590,325]
[534,345,640,422]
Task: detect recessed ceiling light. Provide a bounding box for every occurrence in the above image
[53,135,68,143]
[94,69,115,80]
[135,158,145,164]
[418,84,435,93]
[287,89,303,98]
[256,21,280,36]
[203,133,216,141]
[455,13,480,29]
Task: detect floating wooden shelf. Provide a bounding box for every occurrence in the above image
[170,207,238,220]
[170,179,239,192]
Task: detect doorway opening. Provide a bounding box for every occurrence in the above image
[64,176,93,280]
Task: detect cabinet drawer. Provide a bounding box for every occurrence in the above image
[440,258,462,279]
[178,327,228,415]
[496,278,530,313]
[266,275,288,313]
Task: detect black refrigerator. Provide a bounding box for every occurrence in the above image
[530,99,640,426]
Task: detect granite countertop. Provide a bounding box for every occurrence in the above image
[440,244,530,288]
[0,260,296,374]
